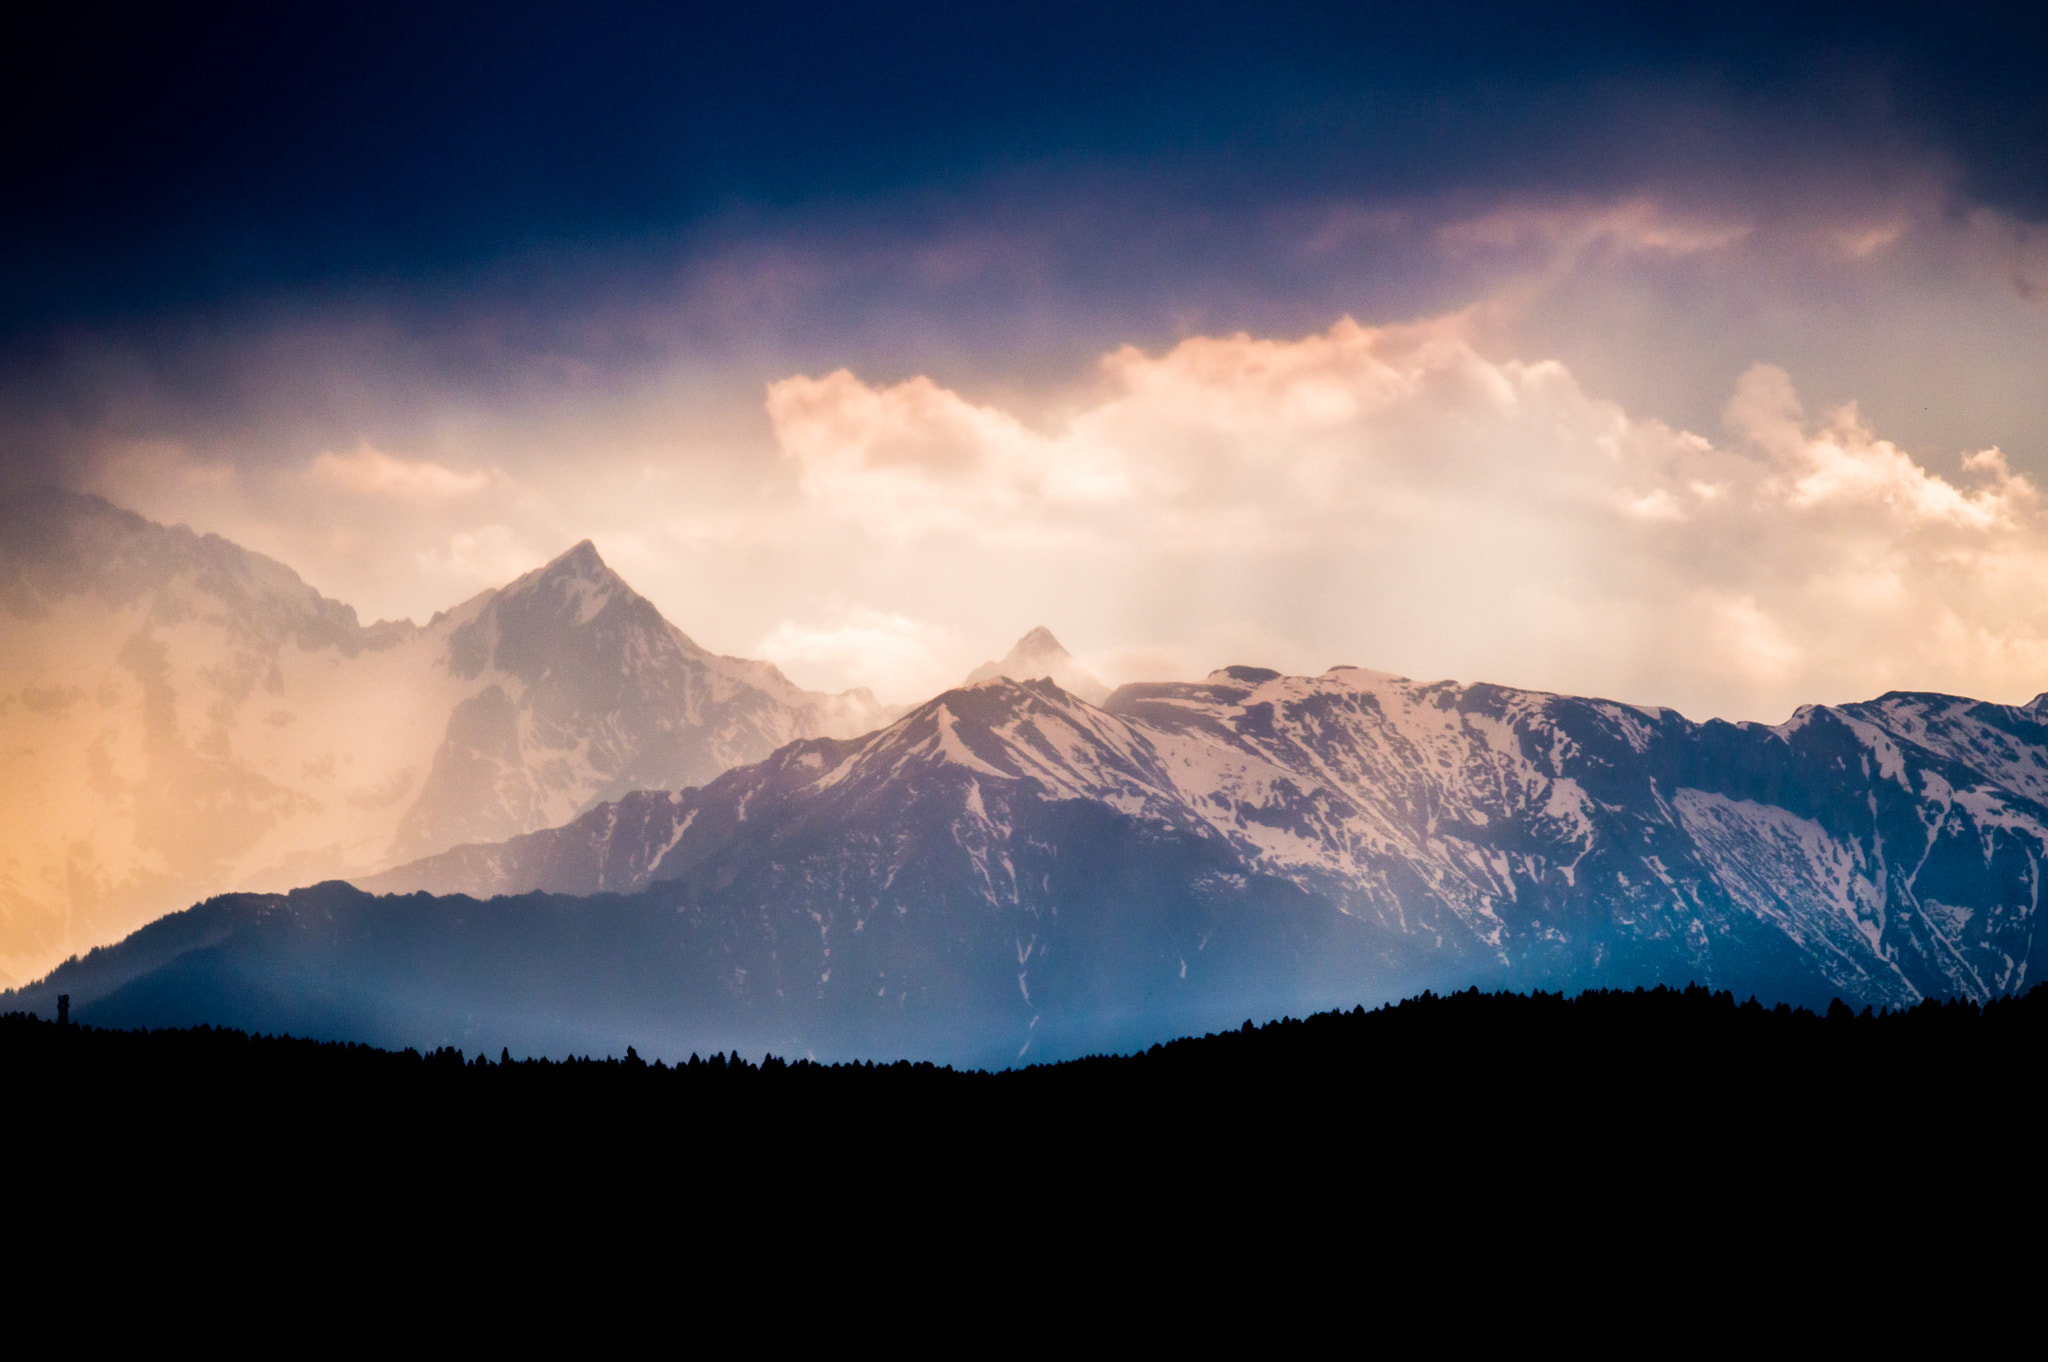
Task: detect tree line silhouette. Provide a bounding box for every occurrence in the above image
[15,981,2039,1264]
[12,981,2043,1119]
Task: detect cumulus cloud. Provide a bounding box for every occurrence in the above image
[765,371,1133,539]
[1726,365,2024,529]
[774,315,1678,552]
[754,605,959,699]
[767,318,2048,719]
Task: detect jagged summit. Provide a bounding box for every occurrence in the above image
[394,532,896,864]
[1016,625,1061,651]
[1,485,379,648]
[548,538,611,578]
[496,538,626,608]
[964,626,1111,705]
[543,538,607,582]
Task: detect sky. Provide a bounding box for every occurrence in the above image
[5,2,2047,720]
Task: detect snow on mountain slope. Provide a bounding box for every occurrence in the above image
[367,667,2048,1009]
[361,677,1206,899]
[1111,668,2048,1005]
[0,490,896,981]
[347,676,1427,1060]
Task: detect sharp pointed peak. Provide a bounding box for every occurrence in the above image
[507,538,619,589]
[549,538,605,572]
[1012,625,1065,654]
[963,628,1110,705]
[484,538,646,628]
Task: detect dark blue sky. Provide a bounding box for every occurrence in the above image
[5,2,2042,332]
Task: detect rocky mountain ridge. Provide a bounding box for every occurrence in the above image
[366,665,2048,1013]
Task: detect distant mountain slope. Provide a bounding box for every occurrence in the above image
[385,538,899,863]
[18,812,1427,1067]
[0,489,896,981]
[963,627,1109,705]
[366,668,2048,1012]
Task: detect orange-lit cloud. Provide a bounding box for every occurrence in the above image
[767,317,2048,718]
[308,445,489,500]
[754,605,954,698]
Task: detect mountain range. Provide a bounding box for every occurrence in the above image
[360,666,2048,1011]
[10,491,2048,1063]
[0,490,895,982]
[17,656,2048,1064]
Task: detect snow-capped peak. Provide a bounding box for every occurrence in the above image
[1016,625,1061,652]
[964,626,1111,705]
[493,538,623,626]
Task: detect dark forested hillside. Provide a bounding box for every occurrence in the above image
[18,983,2043,1258]
[13,981,2045,1137]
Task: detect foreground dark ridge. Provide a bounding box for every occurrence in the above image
[21,982,2046,1240]
[13,980,2046,1092]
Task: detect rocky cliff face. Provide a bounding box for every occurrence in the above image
[0,490,895,981]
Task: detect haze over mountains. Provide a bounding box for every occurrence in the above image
[19,664,2048,1065]
[0,490,896,982]
[11,491,2048,1064]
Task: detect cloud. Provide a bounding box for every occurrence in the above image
[1985,211,2048,299]
[1437,197,1754,259]
[765,370,1133,540]
[28,164,2045,721]
[754,606,958,699]
[1836,221,1907,258]
[421,525,543,590]
[1075,641,1208,691]
[766,318,2048,718]
[308,445,489,500]
[773,315,1680,552]
[1726,365,2024,529]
